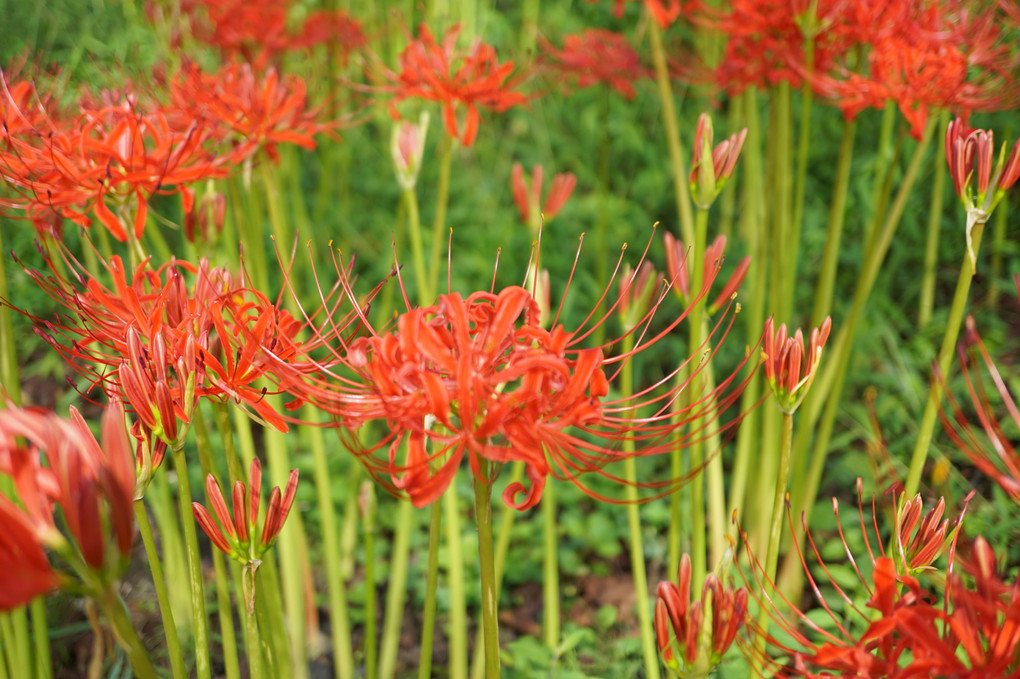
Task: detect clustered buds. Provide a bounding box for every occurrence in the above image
[690,113,748,210]
[895,489,970,574]
[662,232,750,313]
[655,554,748,678]
[192,458,299,566]
[511,162,577,234]
[761,316,832,414]
[945,118,1020,270]
[618,261,663,332]
[391,111,430,191]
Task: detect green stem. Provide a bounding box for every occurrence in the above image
[989,184,1009,308]
[97,584,158,679]
[648,17,695,247]
[521,0,540,55]
[419,501,443,679]
[810,119,857,326]
[865,101,898,249]
[427,135,454,300]
[903,215,986,498]
[621,333,660,679]
[29,599,49,679]
[918,111,950,330]
[241,566,265,679]
[445,482,468,679]
[687,206,710,592]
[134,501,188,679]
[473,470,500,679]
[752,412,794,674]
[170,444,211,679]
[379,500,414,679]
[363,494,378,679]
[404,188,428,301]
[470,463,524,679]
[306,406,355,679]
[771,80,794,324]
[542,480,560,649]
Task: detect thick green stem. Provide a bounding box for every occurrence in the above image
[473,472,500,679]
[170,444,211,679]
[379,500,414,679]
[135,501,188,679]
[752,412,794,674]
[771,81,794,324]
[241,566,265,679]
[419,501,443,679]
[98,584,158,679]
[306,407,355,679]
[918,111,951,330]
[621,334,660,679]
[648,18,695,247]
[542,480,560,649]
[427,135,454,300]
[520,0,539,55]
[363,491,378,679]
[811,119,857,326]
[903,216,986,498]
[989,187,1009,308]
[404,188,428,301]
[687,206,710,592]
[470,463,524,679]
[445,484,468,679]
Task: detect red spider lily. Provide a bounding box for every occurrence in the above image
[0,78,227,241]
[181,0,290,62]
[381,23,526,147]
[617,261,662,332]
[0,399,135,598]
[169,61,328,165]
[690,113,747,209]
[586,0,685,28]
[761,316,831,414]
[735,481,986,677]
[192,458,299,563]
[291,10,367,61]
[655,553,748,676]
[940,313,1020,507]
[276,234,756,510]
[10,250,314,472]
[945,118,1020,214]
[662,232,751,314]
[510,162,576,230]
[539,29,649,100]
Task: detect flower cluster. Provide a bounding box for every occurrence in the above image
[511,162,576,232]
[761,316,832,414]
[540,29,649,100]
[278,239,753,510]
[381,24,526,147]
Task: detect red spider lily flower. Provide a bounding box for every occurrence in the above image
[183,190,226,243]
[735,481,980,677]
[690,113,748,209]
[169,61,328,165]
[0,398,135,591]
[0,497,58,610]
[9,250,312,476]
[181,0,291,62]
[655,553,748,676]
[895,494,955,574]
[391,112,429,191]
[618,261,662,332]
[940,313,1020,507]
[761,316,831,414]
[192,458,299,564]
[381,24,526,147]
[539,30,649,100]
[586,0,684,28]
[291,10,367,62]
[511,162,576,231]
[663,232,750,314]
[0,80,227,241]
[278,234,755,510]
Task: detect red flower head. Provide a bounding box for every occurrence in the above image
[690,112,747,209]
[735,480,978,677]
[169,61,328,165]
[761,316,831,414]
[540,30,650,100]
[181,0,291,61]
[586,0,684,28]
[511,162,576,232]
[0,398,136,607]
[382,24,527,147]
[0,77,227,241]
[279,233,754,510]
[655,553,748,676]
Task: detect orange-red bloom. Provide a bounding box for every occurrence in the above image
[0,399,136,609]
[381,24,526,147]
[662,232,751,314]
[540,30,649,100]
[761,316,831,414]
[511,162,576,230]
[278,236,753,510]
